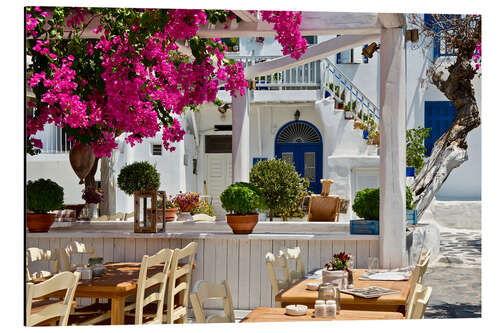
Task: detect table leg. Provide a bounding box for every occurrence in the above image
[110,297,125,325]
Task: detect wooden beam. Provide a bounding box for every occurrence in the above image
[244,34,379,79]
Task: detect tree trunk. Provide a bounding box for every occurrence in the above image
[411,57,480,219]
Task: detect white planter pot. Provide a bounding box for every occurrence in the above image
[88,203,98,219]
[322,269,347,288]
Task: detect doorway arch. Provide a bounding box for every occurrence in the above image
[275,120,323,194]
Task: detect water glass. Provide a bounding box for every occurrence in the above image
[368,257,379,272]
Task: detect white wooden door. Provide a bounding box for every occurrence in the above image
[205,154,233,219]
[351,168,379,218]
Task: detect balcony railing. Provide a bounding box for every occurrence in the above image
[34,123,73,154]
[225,55,321,90]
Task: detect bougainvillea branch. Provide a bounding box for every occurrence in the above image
[26,8,307,158]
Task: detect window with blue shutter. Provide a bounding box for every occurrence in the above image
[424,101,456,156]
[424,14,457,59]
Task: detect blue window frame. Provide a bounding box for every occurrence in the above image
[424,101,456,156]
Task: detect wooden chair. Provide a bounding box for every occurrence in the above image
[61,241,97,272]
[122,212,134,221]
[26,247,61,281]
[26,271,80,326]
[189,280,235,323]
[279,246,305,283]
[407,248,431,316]
[265,252,291,307]
[406,284,433,319]
[164,242,198,324]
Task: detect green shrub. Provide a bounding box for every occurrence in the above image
[406,126,431,173]
[117,161,160,195]
[27,179,64,214]
[220,182,265,215]
[250,159,310,221]
[352,186,415,220]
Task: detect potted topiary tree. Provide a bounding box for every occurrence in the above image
[220,182,265,234]
[26,178,64,232]
[250,159,309,221]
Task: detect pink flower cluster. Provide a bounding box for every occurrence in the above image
[260,11,308,60]
[473,42,481,71]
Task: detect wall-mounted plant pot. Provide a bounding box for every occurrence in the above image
[27,213,56,232]
[226,214,258,234]
[350,219,379,235]
[363,130,369,140]
[406,167,416,177]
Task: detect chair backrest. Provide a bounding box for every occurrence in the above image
[265,252,290,307]
[122,212,134,221]
[279,246,305,283]
[26,271,80,326]
[407,249,431,316]
[190,280,235,323]
[307,195,341,221]
[165,242,197,324]
[26,247,61,281]
[407,284,432,319]
[61,241,96,271]
[135,248,174,325]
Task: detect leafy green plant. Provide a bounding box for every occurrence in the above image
[406,126,431,173]
[220,182,265,215]
[191,201,215,217]
[117,161,160,195]
[352,186,415,220]
[250,159,310,221]
[27,178,64,214]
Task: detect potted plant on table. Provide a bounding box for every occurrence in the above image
[323,251,352,287]
[174,192,201,221]
[26,178,64,232]
[220,182,266,234]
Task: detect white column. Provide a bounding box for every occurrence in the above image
[232,88,250,183]
[379,28,406,268]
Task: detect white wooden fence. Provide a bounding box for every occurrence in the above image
[26,234,379,310]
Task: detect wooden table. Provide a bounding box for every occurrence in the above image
[275,269,413,314]
[240,307,404,322]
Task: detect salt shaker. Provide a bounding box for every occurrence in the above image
[326,300,337,318]
[315,300,326,317]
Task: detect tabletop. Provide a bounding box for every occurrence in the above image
[240,307,405,322]
[275,269,413,313]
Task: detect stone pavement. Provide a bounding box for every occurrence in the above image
[422,230,481,318]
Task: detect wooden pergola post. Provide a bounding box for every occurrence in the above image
[379,27,406,268]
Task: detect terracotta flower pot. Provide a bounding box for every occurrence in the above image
[27,213,56,232]
[226,214,259,234]
[146,207,178,222]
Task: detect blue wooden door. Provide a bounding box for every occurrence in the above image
[275,121,323,194]
[424,101,456,156]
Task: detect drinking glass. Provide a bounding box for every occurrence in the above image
[367,257,379,272]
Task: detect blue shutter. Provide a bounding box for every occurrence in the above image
[424,101,456,156]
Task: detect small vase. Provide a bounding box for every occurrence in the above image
[177,212,193,222]
[322,269,347,288]
[88,203,98,219]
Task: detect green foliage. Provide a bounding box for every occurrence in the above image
[352,188,380,220]
[220,182,265,215]
[406,126,431,173]
[27,178,64,214]
[352,186,415,220]
[250,159,310,221]
[117,161,160,195]
[191,201,215,217]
